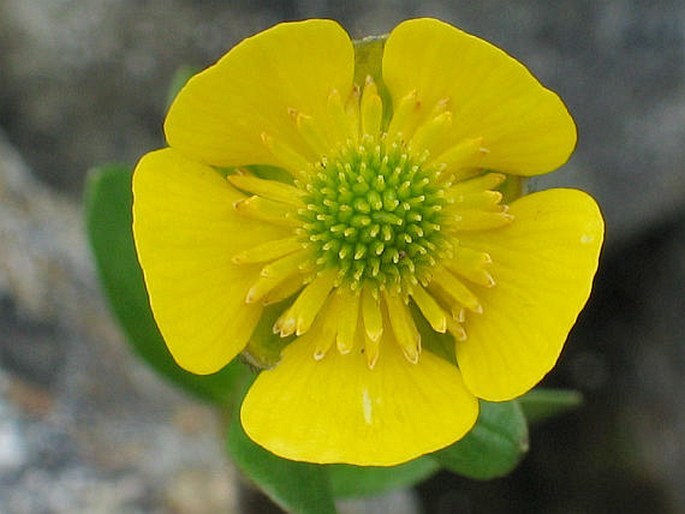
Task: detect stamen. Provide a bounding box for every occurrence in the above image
[360,76,383,138]
[386,89,422,143]
[312,294,340,360]
[260,250,310,279]
[445,190,504,211]
[446,317,468,341]
[364,333,380,369]
[228,170,304,207]
[260,132,310,179]
[383,292,421,364]
[428,97,450,118]
[336,288,361,354]
[432,137,488,178]
[289,108,329,156]
[410,285,448,333]
[429,266,483,314]
[442,246,496,288]
[246,250,311,304]
[274,268,337,336]
[409,110,453,155]
[260,273,307,305]
[232,237,303,264]
[233,196,300,227]
[361,284,383,342]
[248,275,295,305]
[327,89,357,143]
[345,85,362,141]
[449,172,506,194]
[443,209,514,231]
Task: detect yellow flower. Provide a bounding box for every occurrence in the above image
[132,18,603,466]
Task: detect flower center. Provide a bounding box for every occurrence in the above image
[229,78,515,368]
[299,137,447,294]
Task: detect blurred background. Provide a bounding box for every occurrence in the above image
[1,0,684,512]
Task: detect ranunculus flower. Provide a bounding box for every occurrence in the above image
[132,18,603,466]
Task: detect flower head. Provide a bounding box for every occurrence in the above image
[132,18,603,466]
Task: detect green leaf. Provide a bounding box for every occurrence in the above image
[328,458,439,498]
[246,164,295,184]
[432,400,529,480]
[518,388,583,425]
[84,164,248,408]
[353,35,386,86]
[227,408,336,514]
[353,35,392,126]
[498,174,527,203]
[241,300,294,369]
[411,303,458,366]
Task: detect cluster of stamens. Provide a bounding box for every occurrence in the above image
[298,137,449,294]
[228,76,513,367]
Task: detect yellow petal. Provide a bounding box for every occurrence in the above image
[132,148,291,374]
[165,20,354,171]
[455,189,604,400]
[336,288,361,354]
[383,18,576,175]
[241,331,479,466]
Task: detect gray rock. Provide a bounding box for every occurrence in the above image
[0,129,240,513]
[0,0,288,195]
[0,376,28,474]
